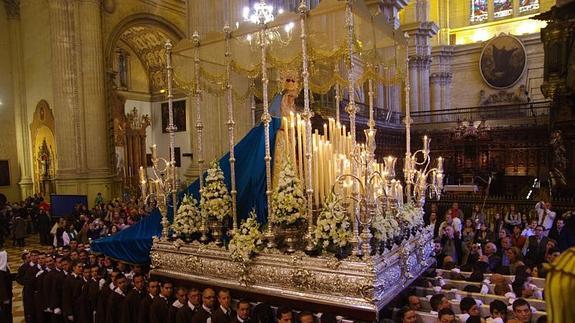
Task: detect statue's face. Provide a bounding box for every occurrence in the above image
[283,76,300,96]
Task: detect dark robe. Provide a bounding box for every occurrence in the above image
[121,288,143,323]
[138,294,154,323]
[175,303,198,323]
[168,301,184,323]
[34,269,50,323]
[230,317,253,323]
[149,296,170,323]
[96,283,113,323]
[47,269,66,323]
[191,306,213,323]
[84,278,100,323]
[212,306,236,323]
[106,289,126,323]
[62,274,83,322]
[0,269,13,323]
[23,263,40,323]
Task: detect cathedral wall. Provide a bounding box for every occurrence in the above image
[449,33,544,109]
[0,5,19,201]
[20,0,54,125]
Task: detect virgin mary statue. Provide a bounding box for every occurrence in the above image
[270,68,301,189]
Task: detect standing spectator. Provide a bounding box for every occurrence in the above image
[36,209,51,246]
[94,193,104,206]
[521,220,537,238]
[511,225,527,249]
[535,201,556,236]
[548,218,574,251]
[12,211,27,247]
[524,225,549,266]
[440,226,463,265]
[0,250,12,323]
[471,204,486,229]
[505,205,522,231]
[449,202,464,220]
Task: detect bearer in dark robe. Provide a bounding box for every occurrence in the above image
[34,255,54,323]
[0,250,13,323]
[176,288,201,323]
[47,256,69,323]
[96,269,119,323]
[168,287,187,323]
[121,273,145,323]
[138,278,159,323]
[212,289,236,323]
[192,288,216,323]
[106,273,128,323]
[149,281,173,322]
[62,261,84,323]
[23,250,41,323]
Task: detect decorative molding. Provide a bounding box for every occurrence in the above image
[3,0,20,19]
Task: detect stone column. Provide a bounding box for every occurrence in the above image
[4,0,34,198]
[47,0,82,176]
[408,58,419,114]
[379,0,409,29]
[79,0,109,175]
[419,56,431,117]
[431,46,453,121]
[430,73,441,122]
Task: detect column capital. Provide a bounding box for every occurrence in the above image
[3,0,20,19]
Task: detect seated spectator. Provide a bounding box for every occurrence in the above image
[486,300,507,323]
[475,223,493,246]
[483,242,501,272]
[512,280,542,300]
[508,299,532,323]
[493,283,512,296]
[429,294,450,315]
[437,308,456,323]
[407,295,421,311]
[396,307,418,323]
[544,247,561,264]
[434,239,445,268]
[548,218,574,251]
[511,225,527,249]
[458,296,480,322]
[506,247,525,275]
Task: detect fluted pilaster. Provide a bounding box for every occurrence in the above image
[79,0,109,174]
[5,0,34,198]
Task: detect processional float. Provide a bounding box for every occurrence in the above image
[144,0,444,320]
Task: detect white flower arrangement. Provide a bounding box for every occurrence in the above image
[313,194,352,251]
[172,194,201,237]
[398,202,424,231]
[371,208,400,241]
[200,161,232,221]
[228,210,264,263]
[271,159,306,227]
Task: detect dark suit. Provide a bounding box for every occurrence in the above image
[96,282,113,323]
[62,274,83,323]
[106,289,126,323]
[47,269,66,323]
[168,301,184,323]
[34,269,50,323]
[149,296,170,323]
[122,288,144,323]
[138,294,154,323]
[191,307,213,323]
[84,279,100,323]
[175,304,198,323]
[549,227,574,251]
[23,263,40,323]
[212,306,236,323]
[525,235,549,265]
[230,317,253,323]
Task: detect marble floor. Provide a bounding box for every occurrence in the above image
[5,234,49,323]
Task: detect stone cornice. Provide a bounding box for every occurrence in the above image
[402,21,440,38]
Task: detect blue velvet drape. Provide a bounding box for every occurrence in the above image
[91,98,283,263]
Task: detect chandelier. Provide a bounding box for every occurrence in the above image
[242,0,294,47]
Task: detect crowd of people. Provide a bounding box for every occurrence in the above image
[391,200,575,323]
[0,193,151,249]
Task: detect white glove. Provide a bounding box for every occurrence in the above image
[54,308,62,315]
[67,315,74,321]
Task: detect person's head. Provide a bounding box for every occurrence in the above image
[202,288,216,308]
[30,250,39,264]
[132,274,145,291]
[501,236,512,250]
[61,257,71,272]
[513,225,522,235]
[444,225,454,239]
[512,298,532,322]
[480,222,488,231]
[174,287,187,304]
[434,240,442,254]
[546,248,561,264]
[398,307,418,323]
[90,266,100,280]
[70,251,79,261]
[556,218,565,230]
[506,247,522,263]
[217,289,231,309]
[460,297,480,317]
[407,295,421,311]
[437,308,456,323]
[276,306,293,323]
[535,225,544,238]
[464,218,473,229]
[72,261,84,275]
[498,228,508,239]
[489,300,507,320]
[115,273,128,292]
[147,279,160,296]
[529,220,537,230]
[430,212,437,222]
[474,204,480,212]
[512,280,532,298]
[452,202,459,210]
[160,282,174,298]
[186,288,201,306]
[82,266,91,280]
[430,294,449,312]
[493,282,511,296]
[69,240,78,251]
[299,311,314,323]
[236,299,251,320]
[44,256,54,270]
[484,242,497,256]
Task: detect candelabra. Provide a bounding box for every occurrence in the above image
[403,133,444,206]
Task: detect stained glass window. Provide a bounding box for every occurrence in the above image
[519,0,539,13]
[471,0,488,23]
[494,0,513,18]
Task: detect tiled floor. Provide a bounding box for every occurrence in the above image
[5,234,49,323]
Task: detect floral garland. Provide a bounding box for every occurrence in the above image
[228,210,264,263]
[172,194,201,237]
[200,161,232,221]
[313,194,352,251]
[398,202,424,231]
[271,159,306,226]
[371,208,400,242]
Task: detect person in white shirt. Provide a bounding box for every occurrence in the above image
[521,220,538,238]
[535,201,556,235]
